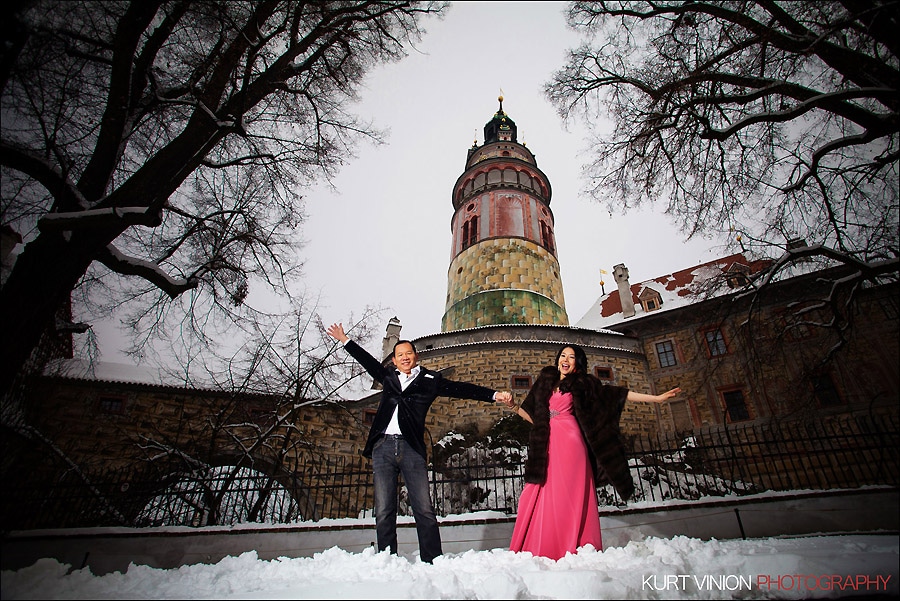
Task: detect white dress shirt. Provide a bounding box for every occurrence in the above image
[384,365,420,435]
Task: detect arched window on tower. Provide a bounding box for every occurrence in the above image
[462,216,479,250]
[540,221,555,253]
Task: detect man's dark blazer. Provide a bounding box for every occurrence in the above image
[343,340,498,459]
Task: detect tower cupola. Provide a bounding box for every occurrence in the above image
[483,96,517,143]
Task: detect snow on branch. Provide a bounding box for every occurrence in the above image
[754,244,898,290]
[99,244,199,299]
[38,206,162,232]
[736,244,898,360]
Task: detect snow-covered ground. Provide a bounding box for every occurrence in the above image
[3,532,897,600]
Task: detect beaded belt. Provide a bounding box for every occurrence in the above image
[550,409,561,418]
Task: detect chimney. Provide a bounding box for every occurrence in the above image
[381,316,402,361]
[613,264,636,318]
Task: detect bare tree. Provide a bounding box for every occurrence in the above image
[3,306,383,529]
[545,1,898,268]
[0,1,446,399]
[128,308,383,526]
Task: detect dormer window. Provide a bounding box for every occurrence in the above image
[725,263,751,288]
[638,288,663,313]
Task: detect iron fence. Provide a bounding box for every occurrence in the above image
[619,410,899,506]
[3,411,897,532]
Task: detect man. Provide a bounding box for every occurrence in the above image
[326,322,512,563]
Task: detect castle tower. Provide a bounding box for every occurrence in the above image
[412,98,654,440]
[441,97,569,331]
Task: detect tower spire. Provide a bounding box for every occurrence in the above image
[482,96,517,144]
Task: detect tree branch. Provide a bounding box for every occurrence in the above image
[78,2,164,199]
[37,206,163,232]
[98,243,199,299]
[0,140,88,211]
[783,129,883,193]
[697,86,897,139]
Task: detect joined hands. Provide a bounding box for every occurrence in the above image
[495,391,514,406]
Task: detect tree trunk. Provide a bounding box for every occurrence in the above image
[1,230,113,397]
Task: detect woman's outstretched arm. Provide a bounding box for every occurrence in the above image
[627,387,681,404]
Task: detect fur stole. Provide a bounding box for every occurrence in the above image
[521,367,634,501]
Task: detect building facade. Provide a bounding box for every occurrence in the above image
[576,256,899,432]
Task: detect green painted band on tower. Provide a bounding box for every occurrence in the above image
[441,289,569,331]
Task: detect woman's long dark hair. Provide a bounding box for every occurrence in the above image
[555,344,589,394]
[554,344,588,374]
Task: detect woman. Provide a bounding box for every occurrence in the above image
[503,344,680,560]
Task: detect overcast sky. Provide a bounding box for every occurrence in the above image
[95,1,731,363]
[297,1,728,344]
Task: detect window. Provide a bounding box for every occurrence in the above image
[722,389,750,422]
[775,307,816,341]
[705,329,727,357]
[364,409,378,425]
[462,216,478,249]
[511,376,532,389]
[247,407,273,423]
[594,367,613,380]
[726,273,750,288]
[98,396,126,415]
[540,221,555,253]
[655,340,677,368]
[812,374,842,407]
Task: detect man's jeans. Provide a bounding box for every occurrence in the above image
[371,434,442,563]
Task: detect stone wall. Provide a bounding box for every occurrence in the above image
[415,334,659,442]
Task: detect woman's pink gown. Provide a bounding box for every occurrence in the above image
[509,391,602,560]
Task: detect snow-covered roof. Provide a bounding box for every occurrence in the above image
[42,357,384,405]
[43,358,208,390]
[575,253,772,330]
